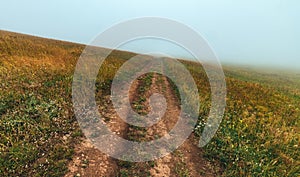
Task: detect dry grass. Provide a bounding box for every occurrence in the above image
[0,30,299,176]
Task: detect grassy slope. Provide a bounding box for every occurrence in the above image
[0,30,299,176]
[223,65,300,97]
[0,30,84,176]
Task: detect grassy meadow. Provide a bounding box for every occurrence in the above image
[0,30,299,176]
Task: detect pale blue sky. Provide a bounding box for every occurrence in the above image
[0,0,299,70]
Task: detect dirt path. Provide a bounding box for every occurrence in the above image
[66,70,221,176]
[146,74,220,177]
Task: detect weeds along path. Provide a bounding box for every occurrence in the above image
[66,60,220,176]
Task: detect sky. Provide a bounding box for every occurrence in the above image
[0,0,299,70]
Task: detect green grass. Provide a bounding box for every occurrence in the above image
[188,63,300,176]
[0,30,299,176]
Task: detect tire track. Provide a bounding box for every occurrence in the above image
[65,60,155,177]
[66,58,221,176]
[146,63,220,177]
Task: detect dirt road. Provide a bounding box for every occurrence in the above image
[66,72,220,177]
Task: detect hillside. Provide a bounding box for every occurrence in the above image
[0,30,299,176]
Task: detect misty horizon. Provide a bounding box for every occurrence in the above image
[1,0,299,70]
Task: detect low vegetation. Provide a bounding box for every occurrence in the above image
[0,30,299,176]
